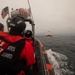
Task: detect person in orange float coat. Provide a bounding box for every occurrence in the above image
[24,30,34,46]
[0,16,36,75]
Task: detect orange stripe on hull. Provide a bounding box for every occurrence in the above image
[43,51,47,54]
[35,38,44,48]
[46,64,52,70]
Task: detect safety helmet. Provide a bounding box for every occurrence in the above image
[7,16,26,35]
[24,30,32,38]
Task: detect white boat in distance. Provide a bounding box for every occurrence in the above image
[46,31,53,37]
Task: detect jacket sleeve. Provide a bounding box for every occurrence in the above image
[20,41,36,67]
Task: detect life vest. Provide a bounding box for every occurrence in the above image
[24,37,34,46]
[0,31,26,74]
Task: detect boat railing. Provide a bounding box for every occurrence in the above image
[35,38,55,75]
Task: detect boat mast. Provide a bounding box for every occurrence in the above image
[27,0,35,39]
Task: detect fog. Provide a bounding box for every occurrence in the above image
[0,0,75,36]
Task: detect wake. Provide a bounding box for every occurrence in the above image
[46,49,74,75]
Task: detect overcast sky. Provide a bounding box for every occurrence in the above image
[0,0,75,35]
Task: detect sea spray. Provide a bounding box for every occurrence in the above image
[46,49,74,75]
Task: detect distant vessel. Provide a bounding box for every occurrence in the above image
[46,31,53,37]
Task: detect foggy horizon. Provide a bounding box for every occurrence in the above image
[0,0,75,36]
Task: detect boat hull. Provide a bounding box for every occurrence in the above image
[30,39,55,75]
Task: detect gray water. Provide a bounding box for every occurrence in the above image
[36,35,75,75]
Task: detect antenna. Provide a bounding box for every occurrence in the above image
[27,0,34,21]
[27,0,35,41]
